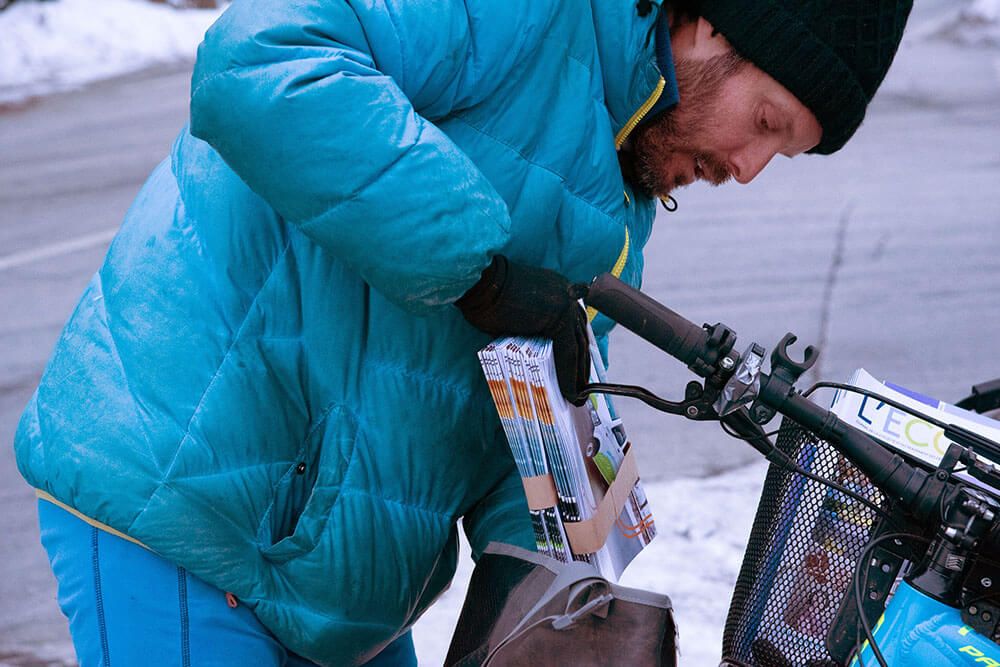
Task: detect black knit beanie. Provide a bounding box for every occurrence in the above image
[689,0,913,154]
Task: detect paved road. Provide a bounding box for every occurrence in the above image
[1,20,998,665]
[0,65,194,666]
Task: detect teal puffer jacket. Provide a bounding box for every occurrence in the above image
[15,0,666,663]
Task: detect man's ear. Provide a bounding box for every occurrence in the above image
[688,17,734,61]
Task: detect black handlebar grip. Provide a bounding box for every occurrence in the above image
[586,273,710,368]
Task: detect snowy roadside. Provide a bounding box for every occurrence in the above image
[0,0,225,104]
[2,0,999,109]
[412,463,768,667]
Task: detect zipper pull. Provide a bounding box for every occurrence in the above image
[659,195,678,213]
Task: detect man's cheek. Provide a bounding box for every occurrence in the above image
[641,155,679,196]
[653,153,682,182]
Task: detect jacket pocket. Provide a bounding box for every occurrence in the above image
[257,405,358,563]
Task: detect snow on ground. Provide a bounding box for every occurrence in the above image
[2,0,999,108]
[0,0,225,104]
[412,463,768,667]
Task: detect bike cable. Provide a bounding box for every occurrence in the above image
[718,419,897,524]
[853,532,930,667]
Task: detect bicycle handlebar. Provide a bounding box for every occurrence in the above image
[583,273,1000,657]
[587,273,713,372]
[762,385,932,510]
[584,272,938,515]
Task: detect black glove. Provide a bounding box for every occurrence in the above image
[456,255,590,406]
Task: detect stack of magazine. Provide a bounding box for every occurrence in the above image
[478,330,655,580]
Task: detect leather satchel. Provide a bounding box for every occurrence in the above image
[446,543,677,667]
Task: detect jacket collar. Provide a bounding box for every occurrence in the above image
[644,9,680,125]
[589,0,678,144]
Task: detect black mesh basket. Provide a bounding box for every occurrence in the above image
[721,418,889,667]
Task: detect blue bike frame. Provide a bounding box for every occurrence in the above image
[850,581,1000,666]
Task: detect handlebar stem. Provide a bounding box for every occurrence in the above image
[910,487,998,602]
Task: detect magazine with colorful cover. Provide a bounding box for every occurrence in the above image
[478,320,656,580]
[479,342,559,559]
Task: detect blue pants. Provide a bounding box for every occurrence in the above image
[38,500,418,666]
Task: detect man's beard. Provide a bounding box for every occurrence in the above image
[620,52,746,198]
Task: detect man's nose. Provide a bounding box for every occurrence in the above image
[729,145,776,185]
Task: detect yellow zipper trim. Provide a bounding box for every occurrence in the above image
[36,489,151,550]
[614,76,666,150]
[595,78,662,320]
[587,227,630,322]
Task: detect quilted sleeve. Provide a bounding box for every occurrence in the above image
[189,0,537,311]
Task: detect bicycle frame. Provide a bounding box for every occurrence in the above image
[850,581,1000,666]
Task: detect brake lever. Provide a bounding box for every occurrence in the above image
[579,381,721,421]
[578,380,789,465]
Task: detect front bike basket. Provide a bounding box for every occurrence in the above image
[721,418,890,667]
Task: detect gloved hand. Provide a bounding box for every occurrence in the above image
[456,255,590,405]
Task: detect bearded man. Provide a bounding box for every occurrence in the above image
[15,0,912,664]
